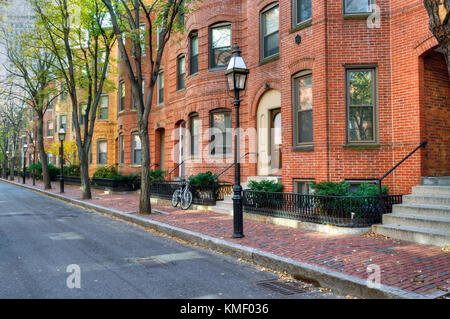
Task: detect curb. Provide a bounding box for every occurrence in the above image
[1,179,447,299]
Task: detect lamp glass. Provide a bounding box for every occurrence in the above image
[58,128,66,142]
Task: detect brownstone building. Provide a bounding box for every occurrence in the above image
[115,0,448,195]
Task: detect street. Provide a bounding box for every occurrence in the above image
[0,182,341,299]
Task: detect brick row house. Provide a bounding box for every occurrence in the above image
[33,0,449,196]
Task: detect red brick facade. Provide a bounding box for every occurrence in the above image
[116,0,449,195]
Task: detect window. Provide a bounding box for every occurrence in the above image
[97,140,107,165]
[344,0,373,15]
[293,72,313,146]
[131,80,145,110]
[346,68,377,143]
[47,95,53,110]
[189,113,199,157]
[177,55,185,90]
[98,95,109,120]
[294,180,315,195]
[47,120,53,137]
[346,180,377,193]
[210,110,232,156]
[119,134,124,164]
[131,133,142,165]
[119,81,125,112]
[261,3,279,60]
[48,153,53,165]
[189,32,199,75]
[293,0,312,26]
[80,103,88,126]
[60,115,67,132]
[157,71,164,105]
[209,23,232,69]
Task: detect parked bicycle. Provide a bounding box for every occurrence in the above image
[171,180,193,210]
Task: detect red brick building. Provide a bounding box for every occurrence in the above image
[117,0,449,195]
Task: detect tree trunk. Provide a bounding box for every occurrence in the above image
[139,129,151,214]
[37,116,51,189]
[9,154,14,181]
[79,149,92,200]
[424,0,450,76]
[2,157,7,179]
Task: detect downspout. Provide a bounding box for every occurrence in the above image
[325,1,331,181]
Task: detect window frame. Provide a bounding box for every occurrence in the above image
[177,55,186,91]
[97,139,108,166]
[157,71,164,105]
[293,179,315,195]
[345,66,378,145]
[209,109,232,157]
[292,71,314,148]
[97,94,109,121]
[119,133,124,165]
[47,120,53,137]
[189,32,199,76]
[293,0,312,28]
[260,2,280,61]
[189,113,200,157]
[131,132,142,166]
[343,0,374,15]
[209,22,232,70]
[118,81,125,112]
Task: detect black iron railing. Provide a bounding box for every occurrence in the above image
[150,181,233,206]
[243,190,403,228]
[377,141,428,194]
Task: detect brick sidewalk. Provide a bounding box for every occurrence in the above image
[14,179,450,298]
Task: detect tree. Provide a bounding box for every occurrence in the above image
[32,0,116,199]
[424,0,450,76]
[0,24,60,189]
[47,140,78,166]
[102,0,192,214]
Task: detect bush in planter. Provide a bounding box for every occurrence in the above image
[63,165,80,177]
[28,162,43,178]
[188,171,219,188]
[248,180,284,193]
[48,164,60,181]
[311,181,350,196]
[352,182,389,196]
[149,169,166,182]
[93,166,118,179]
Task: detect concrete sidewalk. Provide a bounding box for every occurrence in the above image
[2,178,449,299]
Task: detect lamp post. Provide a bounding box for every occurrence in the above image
[32,144,36,186]
[22,144,27,184]
[58,125,66,193]
[225,43,249,239]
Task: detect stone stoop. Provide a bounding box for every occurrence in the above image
[211,195,233,216]
[373,185,450,247]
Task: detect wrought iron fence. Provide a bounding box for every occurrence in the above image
[150,181,233,206]
[243,190,403,228]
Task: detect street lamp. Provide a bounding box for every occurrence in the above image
[225,43,249,239]
[22,144,28,184]
[58,125,66,193]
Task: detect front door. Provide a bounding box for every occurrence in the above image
[270,109,282,174]
[178,122,186,179]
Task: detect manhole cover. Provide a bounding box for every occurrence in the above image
[255,280,308,296]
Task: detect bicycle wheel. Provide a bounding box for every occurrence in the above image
[180,190,193,210]
[172,189,181,207]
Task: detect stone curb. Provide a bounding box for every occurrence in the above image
[2,179,447,299]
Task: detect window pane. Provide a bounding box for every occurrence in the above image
[190,115,199,156]
[178,56,185,90]
[297,0,312,24]
[345,0,371,13]
[119,135,124,164]
[263,6,279,35]
[190,35,198,56]
[211,25,231,68]
[349,71,373,106]
[264,32,279,57]
[349,107,374,141]
[298,109,313,143]
[298,76,312,111]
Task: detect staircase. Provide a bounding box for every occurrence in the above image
[373,184,450,247]
[211,195,234,216]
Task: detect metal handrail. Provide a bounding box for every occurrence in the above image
[377,141,428,194]
[166,160,186,179]
[210,152,258,182]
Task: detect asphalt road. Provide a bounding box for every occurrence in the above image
[0,181,343,299]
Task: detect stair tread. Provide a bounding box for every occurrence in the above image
[376,224,450,236]
[387,213,450,223]
[405,194,450,199]
[396,203,450,210]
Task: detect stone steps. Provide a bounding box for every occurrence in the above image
[373,184,450,247]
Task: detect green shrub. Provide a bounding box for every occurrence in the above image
[28,162,43,177]
[149,169,166,182]
[352,182,389,196]
[48,164,60,180]
[63,165,80,177]
[311,181,350,196]
[188,171,219,189]
[248,180,284,193]
[112,174,140,182]
[93,166,118,179]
